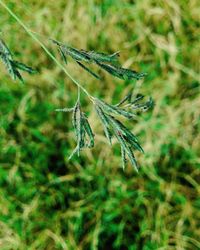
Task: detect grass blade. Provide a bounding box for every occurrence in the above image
[82,114,95,148]
[12,60,37,74]
[76,61,101,80]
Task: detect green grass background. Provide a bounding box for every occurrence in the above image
[0,0,200,249]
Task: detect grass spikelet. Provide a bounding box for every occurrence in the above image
[109,115,144,153]
[95,61,147,80]
[110,119,139,172]
[95,98,136,119]
[82,113,95,148]
[82,50,120,63]
[12,61,36,74]
[76,61,101,80]
[115,89,133,107]
[72,101,83,156]
[0,37,36,82]
[70,101,95,159]
[95,103,113,145]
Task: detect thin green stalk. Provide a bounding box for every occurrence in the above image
[0,0,94,101]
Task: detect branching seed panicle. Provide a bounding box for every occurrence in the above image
[0,28,153,171]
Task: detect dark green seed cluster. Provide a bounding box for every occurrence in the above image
[52,39,147,81]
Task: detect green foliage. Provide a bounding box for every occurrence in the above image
[0,0,200,249]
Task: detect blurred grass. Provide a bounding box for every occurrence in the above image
[0,0,200,249]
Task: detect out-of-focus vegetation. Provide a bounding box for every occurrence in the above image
[0,0,199,249]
